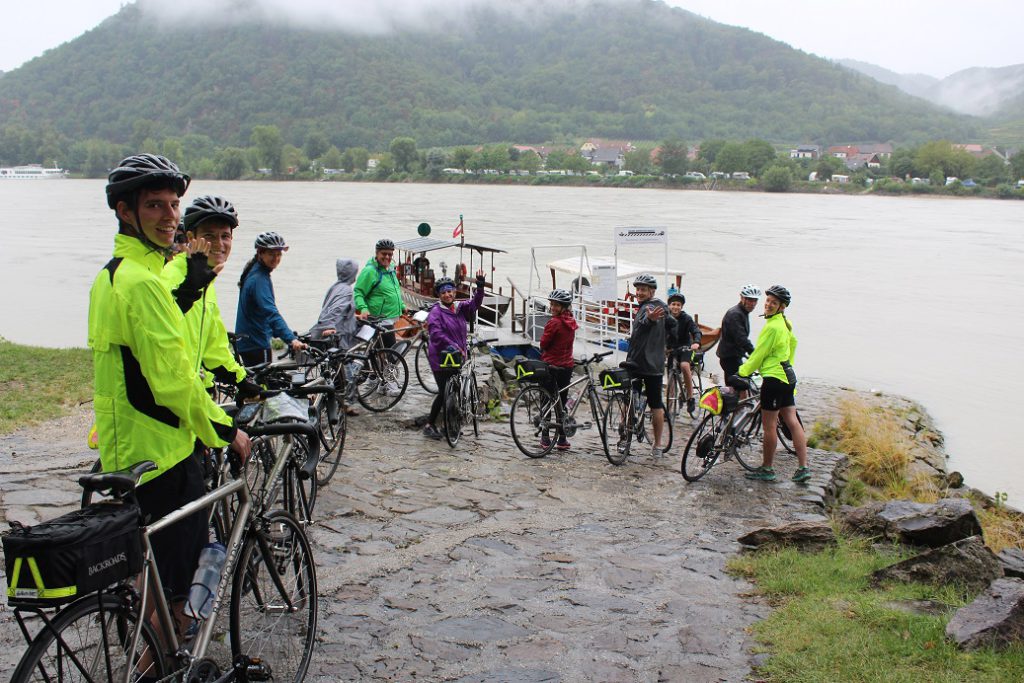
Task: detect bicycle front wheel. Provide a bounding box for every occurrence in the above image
[777,410,803,455]
[468,373,480,438]
[414,340,438,394]
[443,376,463,447]
[285,434,317,523]
[681,413,722,482]
[357,348,409,412]
[11,592,166,683]
[731,408,764,472]
[665,370,684,423]
[603,392,632,465]
[509,385,556,458]
[231,511,318,683]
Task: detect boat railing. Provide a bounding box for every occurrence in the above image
[524,293,637,355]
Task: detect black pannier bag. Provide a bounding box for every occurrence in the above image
[515,359,550,383]
[599,368,631,390]
[3,502,143,607]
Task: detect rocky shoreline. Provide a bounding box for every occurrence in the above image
[0,377,986,680]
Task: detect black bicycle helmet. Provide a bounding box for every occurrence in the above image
[766,284,792,306]
[633,273,658,289]
[548,288,572,306]
[106,154,190,209]
[254,231,288,250]
[668,292,686,305]
[375,238,395,251]
[182,195,238,231]
[434,276,455,295]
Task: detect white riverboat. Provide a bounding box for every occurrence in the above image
[0,165,68,179]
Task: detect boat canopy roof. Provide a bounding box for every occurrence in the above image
[395,237,506,254]
[547,256,685,280]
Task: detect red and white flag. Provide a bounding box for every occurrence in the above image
[452,217,464,238]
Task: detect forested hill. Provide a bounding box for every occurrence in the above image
[0,0,978,149]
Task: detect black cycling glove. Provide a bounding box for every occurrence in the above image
[172,253,217,314]
[236,377,262,400]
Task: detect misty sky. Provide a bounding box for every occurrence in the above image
[1,0,1021,78]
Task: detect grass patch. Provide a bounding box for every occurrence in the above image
[0,337,92,434]
[728,536,1024,682]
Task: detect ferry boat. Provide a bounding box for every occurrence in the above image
[0,165,68,179]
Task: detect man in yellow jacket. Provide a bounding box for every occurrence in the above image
[161,195,258,398]
[737,284,809,483]
[89,154,251,617]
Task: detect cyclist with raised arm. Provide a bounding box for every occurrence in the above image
[736,285,809,482]
[422,270,485,439]
[626,274,676,457]
[234,231,306,367]
[666,291,702,416]
[162,195,259,399]
[539,288,578,450]
[717,284,760,384]
[90,155,251,648]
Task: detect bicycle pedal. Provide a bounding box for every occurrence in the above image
[580,422,592,430]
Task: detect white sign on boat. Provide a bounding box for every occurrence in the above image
[614,226,667,245]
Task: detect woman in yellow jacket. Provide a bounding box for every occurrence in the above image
[737,285,809,482]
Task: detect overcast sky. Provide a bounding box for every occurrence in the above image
[1,0,1021,78]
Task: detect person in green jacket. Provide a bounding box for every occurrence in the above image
[736,284,809,483]
[162,195,259,398]
[354,237,405,327]
[90,154,251,636]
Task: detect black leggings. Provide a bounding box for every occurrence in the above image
[239,348,272,367]
[428,368,459,426]
[546,366,573,437]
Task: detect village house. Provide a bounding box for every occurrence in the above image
[790,144,820,159]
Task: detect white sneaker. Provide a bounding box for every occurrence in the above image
[651,445,664,458]
[384,381,402,397]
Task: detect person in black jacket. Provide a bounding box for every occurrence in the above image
[717,284,761,383]
[666,292,702,416]
[625,274,677,457]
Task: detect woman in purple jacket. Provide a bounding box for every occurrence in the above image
[422,269,485,439]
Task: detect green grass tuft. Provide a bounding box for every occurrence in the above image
[0,337,93,434]
[728,536,1024,682]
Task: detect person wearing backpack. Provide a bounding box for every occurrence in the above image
[354,238,405,335]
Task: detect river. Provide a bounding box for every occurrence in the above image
[1,180,1021,505]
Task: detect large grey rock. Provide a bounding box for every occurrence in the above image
[872,536,1002,592]
[998,549,1024,579]
[737,520,836,551]
[841,498,982,547]
[946,578,1024,650]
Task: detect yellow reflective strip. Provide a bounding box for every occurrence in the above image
[441,353,461,368]
[516,365,532,378]
[26,557,76,599]
[7,557,22,597]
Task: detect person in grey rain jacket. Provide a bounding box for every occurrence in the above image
[309,258,360,348]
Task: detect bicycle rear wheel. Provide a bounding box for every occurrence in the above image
[230,511,317,683]
[509,385,557,458]
[443,376,463,447]
[414,340,438,394]
[468,373,480,438]
[357,349,409,412]
[11,592,166,683]
[777,410,803,454]
[664,370,684,423]
[603,392,632,465]
[681,413,722,482]
[312,394,345,488]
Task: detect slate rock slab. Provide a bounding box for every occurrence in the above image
[842,498,982,547]
[946,577,1024,650]
[998,548,1024,580]
[737,520,836,551]
[872,536,1002,592]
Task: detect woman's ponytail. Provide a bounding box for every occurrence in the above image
[238,255,258,289]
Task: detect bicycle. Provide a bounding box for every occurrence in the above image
[7,448,318,683]
[509,352,613,459]
[601,364,675,466]
[680,374,800,481]
[440,336,498,447]
[664,349,705,422]
[347,317,410,412]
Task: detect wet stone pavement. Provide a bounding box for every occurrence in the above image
[0,380,847,682]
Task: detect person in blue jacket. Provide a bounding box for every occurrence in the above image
[234,231,306,366]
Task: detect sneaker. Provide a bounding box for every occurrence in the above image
[540,435,552,449]
[791,466,812,483]
[422,424,442,440]
[651,445,664,458]
[384,381,402,397]
[686,397,696,415]
[745,466,776,481]
[616,439,628,454]
[360,377,379,394]
[556,436,571,451]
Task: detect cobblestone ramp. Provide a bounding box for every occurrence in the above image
[0,383,844,682]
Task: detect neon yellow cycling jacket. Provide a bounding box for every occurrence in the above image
[88,234,235,483]
[162,254,246,390]
[739,313,797,383]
